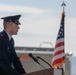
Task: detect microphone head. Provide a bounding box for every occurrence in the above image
[28,53,41,65]
[28,53,33,57]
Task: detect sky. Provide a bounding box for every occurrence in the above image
[0,0,76,57]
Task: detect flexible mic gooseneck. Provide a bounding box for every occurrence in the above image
[36,56,52,68]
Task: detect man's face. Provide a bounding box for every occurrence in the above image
[10,22,20,35]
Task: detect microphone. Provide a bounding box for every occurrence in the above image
[36,56,52,68]
[28,53,39,64]
[28,53,46,69]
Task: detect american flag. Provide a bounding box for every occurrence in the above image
[51,11,65,68]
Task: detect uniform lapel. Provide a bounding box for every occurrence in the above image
[1,30,9,45]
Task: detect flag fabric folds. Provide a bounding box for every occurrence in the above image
[51,11,65,68]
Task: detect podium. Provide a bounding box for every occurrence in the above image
[26,68,63,75]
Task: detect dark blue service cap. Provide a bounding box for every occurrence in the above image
[1,15,21,25]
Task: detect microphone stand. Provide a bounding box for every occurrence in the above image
[38,63,46,69]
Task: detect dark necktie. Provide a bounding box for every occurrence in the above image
[9,38,14,46]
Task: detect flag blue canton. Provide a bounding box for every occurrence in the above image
[57,13,65,39]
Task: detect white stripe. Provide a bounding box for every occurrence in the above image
[54,46,64,53]
[56,38,64,44]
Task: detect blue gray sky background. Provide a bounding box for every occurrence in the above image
[0,0,76,57]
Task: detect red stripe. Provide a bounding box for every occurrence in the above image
[55,42,64,48]
[54,49,64,56]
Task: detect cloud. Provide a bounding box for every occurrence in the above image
[0,4,51,15]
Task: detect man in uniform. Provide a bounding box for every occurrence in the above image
[0,15,26,75]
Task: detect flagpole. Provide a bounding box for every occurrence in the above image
[61,1,66,75]
[61,1,66,12]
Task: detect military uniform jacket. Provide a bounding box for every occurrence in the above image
[0,30,26,75]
